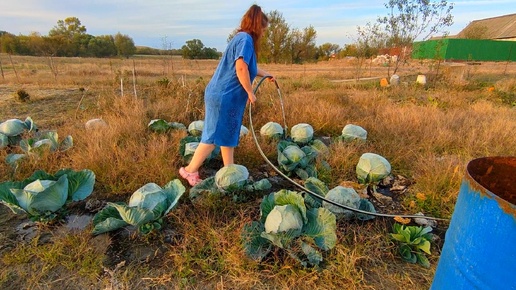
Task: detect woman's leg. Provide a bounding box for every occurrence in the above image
[185,143,216,173]
[220,146,235,166]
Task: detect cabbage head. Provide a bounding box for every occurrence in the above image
[240,125,249,138]
[309,139,329,156]
[0,117,36,137]
[215,164,249,192]
[356,153,391,184]
[189,164,271,201]
[322,186,360,219]
[279,145,306,172]
[290,123,314,144]
[92,180,185,235]
[179,135,220,163]
[260,122,284,139]
[0,169,95,221]
[184,142,199,157]
[242,189,337,266]
[148,119,186,133]
[341,124,367,142]
[19,130,73,155]
[264,204,303,235]
[188,120,204,136]
[277,140,319,179]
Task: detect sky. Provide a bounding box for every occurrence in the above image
[1,0,515,51]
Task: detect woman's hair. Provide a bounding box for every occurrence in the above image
[238,4,268,55]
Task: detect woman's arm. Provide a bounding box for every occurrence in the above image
[257,67,275,82]
[235,58,256,104]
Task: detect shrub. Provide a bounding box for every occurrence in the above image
[15,89,30,102]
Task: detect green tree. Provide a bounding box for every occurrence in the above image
[318,43,341,60]
[114,33,136,58]
[340,44,358,57]
[49,17,86,39]
[376,0,454,75]
[227,10,319,64]
[289,25,317,63]
[88,35,117,57]
[261,10,290,63]
[182,39,204,59]
[0,31,19,54]
[201,47,220,59]
[48,17,88,56]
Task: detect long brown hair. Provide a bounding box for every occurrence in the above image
[238,4,268,55]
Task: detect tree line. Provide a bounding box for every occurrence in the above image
[0,17,139,58]
[0,0,454,65]
[0,14,341,63]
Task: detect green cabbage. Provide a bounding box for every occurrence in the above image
[0,118,29,136]
[290,123,314,144]
[260,122,284,139]
[322,186,360,219]
[149,119,186,133]
[0,169,95,221]
[184,142,199,157]
[242,189,337,267]
[356,153,392,184]
[264,204,303,234]
[240,125,249,138]
[341,124,367,141]
[92,180,185,235]
[277,140,318,179]
[188,120,204,136]
[215,164,249,191]
[283,145,305,164]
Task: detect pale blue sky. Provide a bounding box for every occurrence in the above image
[0,1,514,51]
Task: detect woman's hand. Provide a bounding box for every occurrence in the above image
[248,92,257,104]
[257,68,275,83]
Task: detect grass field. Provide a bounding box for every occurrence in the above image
[0,54,515,289]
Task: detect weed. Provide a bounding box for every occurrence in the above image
[14,89,30,102]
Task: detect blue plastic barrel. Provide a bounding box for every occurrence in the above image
[431,156,516,290]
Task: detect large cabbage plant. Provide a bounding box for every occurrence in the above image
[187,120,204,137]
[275,123,329,180]
[339,124,367,142]
[356,153,391,194]
[6,130,73,168]
[0,169,95,222]
[260,121,284,140]
[241,189,337,267]
[148,119,186,133]
[290,123,314,144]
[189,164,271,202]
[277,139,327,180]
[179,136,220,163]
[304,177,376,221]
[0,117,37,148]
[92,179,185,235]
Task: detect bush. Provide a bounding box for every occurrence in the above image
[15,89,30,102]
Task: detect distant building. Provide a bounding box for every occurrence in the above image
[412,13,516,61]
[455,13,516,41]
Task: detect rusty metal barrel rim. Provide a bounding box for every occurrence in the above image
[466,156,516,216]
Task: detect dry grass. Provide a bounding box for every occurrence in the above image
[0,54,515,289]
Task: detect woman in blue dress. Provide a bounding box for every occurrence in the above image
[179,4,274,186]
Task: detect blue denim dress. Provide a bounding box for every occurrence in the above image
[201,32,257,147]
